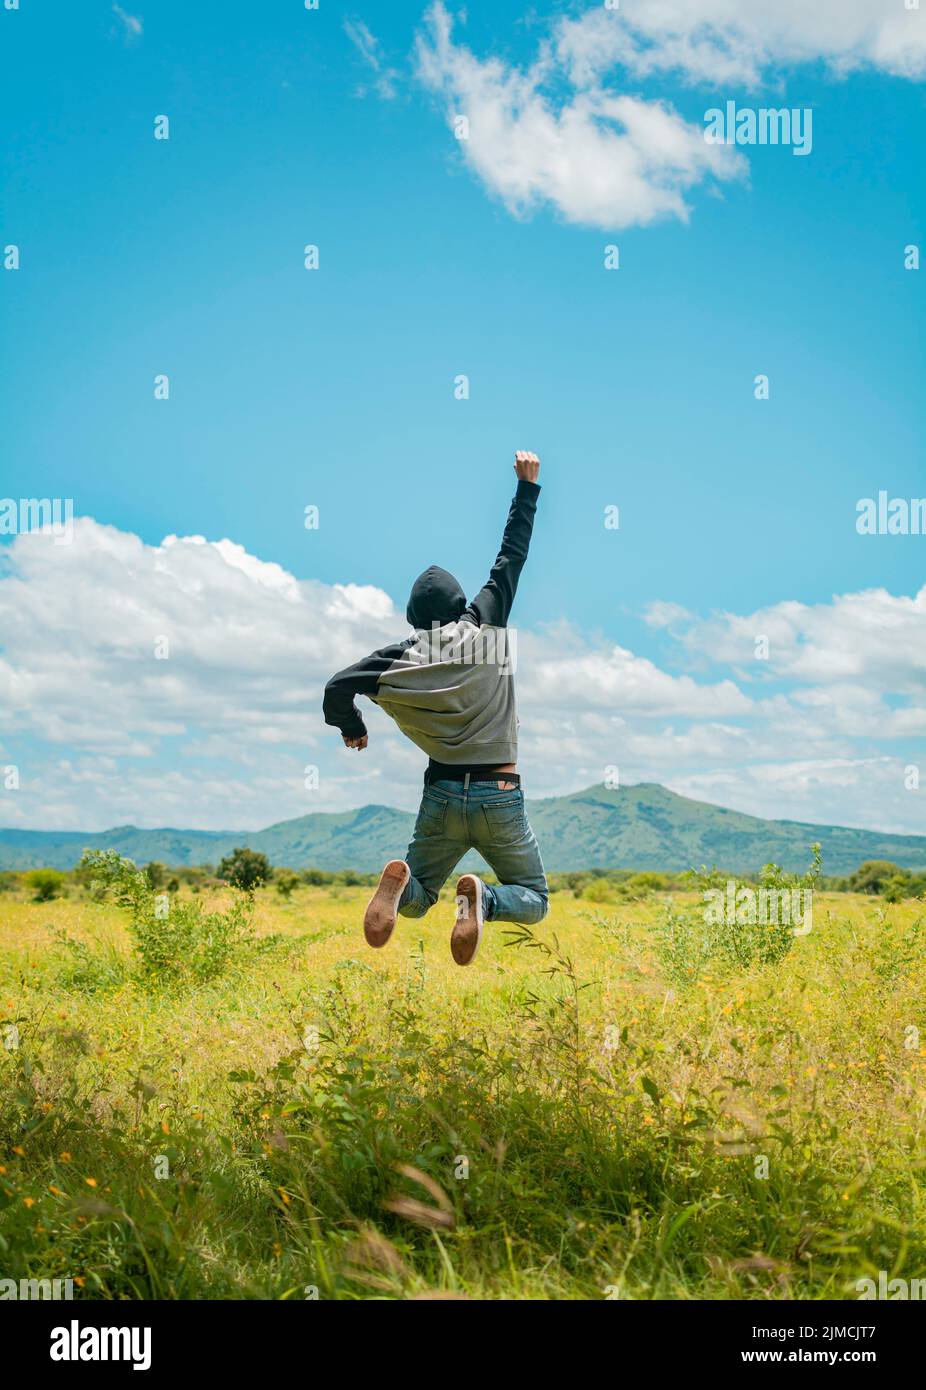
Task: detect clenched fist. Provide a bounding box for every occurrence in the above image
[343,734,368,750]
[514,451,540,482]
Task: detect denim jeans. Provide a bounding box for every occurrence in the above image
[398,778,549,924]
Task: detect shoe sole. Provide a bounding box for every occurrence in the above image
[452,874,484,966]
[363,860,410,948]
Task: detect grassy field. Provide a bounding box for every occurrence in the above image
[1,876,925,1300]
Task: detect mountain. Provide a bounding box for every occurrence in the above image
[1,783,925,876]
[526,783,926,875]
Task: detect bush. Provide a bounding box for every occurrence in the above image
[882,874,910,904]
[654,845,822,985]
[80,849,254,988]
[627,871,667,894]
[336,869,364,887]
[581,878,620,904]
[53,929,127,994]
[217,848,271,894]
[302,868,330,886]
[275,871,300,900]
[850,860,907,895]
[25,867,66,902]
[144,860,167,890]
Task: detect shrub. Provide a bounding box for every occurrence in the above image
[53,929,127,994]
[882,874,910,904]
[275,871,300,900]
[144,860,167,890]
[654,845,822,984]
[80,849,253,988]
[850,860,907,895]
[581,878,620,904]
[627,871,667,894]
[217,847,271,894]
[302,868,330,886]
[25,867,66,902]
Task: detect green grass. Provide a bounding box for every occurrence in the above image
[1,881,925,1300]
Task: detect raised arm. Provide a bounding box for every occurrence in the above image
[462,451,541,629]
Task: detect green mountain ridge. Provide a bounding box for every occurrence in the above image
[1,783,924,876]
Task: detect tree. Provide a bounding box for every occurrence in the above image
[275,871,300,900]
[882,874,910,904]
[627,872,668,894]
[217,847,271,894]
[849,861,908,895]
[26,868,66,902]
[581,877,620,903]
[145,861,167,890]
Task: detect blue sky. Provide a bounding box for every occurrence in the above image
[1,1,925,838]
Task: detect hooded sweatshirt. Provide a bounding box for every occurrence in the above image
[323,479,540,766]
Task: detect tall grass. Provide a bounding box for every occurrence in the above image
[1,873,924,1299]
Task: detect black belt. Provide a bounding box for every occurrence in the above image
[425,766,520,787]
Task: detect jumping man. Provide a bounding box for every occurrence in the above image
[323,451,548,964]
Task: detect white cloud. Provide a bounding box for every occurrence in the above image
[0,520,923,837]
[0,519,403,825]
[344,17,399,100]
[413,2,925,230]
[415,2,746,230]
[111,4,142,42]
[555,1,926,89]
[656,586,926,689]
[667,757,920,839]
[522,623,750,718]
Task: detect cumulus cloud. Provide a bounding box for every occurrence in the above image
[416,2,746,230]
[0,519,923,835]
[655,586,926,689]
[554,1,926,89]
[0,519,394,749]
[668,756,918,838]
[521,623,750,718]
[413,2,925,230]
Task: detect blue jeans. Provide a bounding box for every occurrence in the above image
[398,779,549,924]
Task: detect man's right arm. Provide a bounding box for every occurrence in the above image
[323,638,414,746]
[462,452,541,629]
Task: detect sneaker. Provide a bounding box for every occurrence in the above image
[452,873,485,966]
[363,860,410,948]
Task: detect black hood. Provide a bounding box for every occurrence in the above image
[406,565,467,629]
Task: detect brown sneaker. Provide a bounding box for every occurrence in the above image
[363,860,410,948]
[451,874,485,966]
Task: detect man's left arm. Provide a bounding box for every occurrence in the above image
[462,451,541,629]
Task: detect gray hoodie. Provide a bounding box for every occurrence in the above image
[323,480,540,766]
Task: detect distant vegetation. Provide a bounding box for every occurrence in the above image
[217,847,272,895]
[2,853,924,905]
